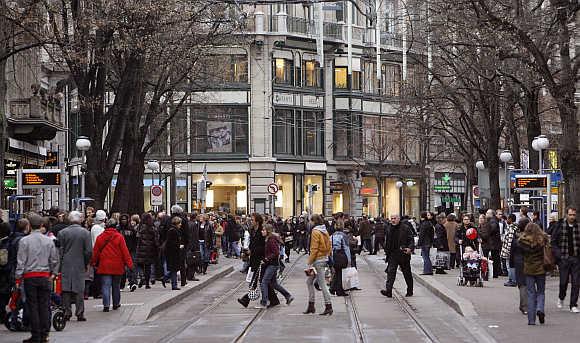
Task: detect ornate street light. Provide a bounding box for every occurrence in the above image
[532,135,550,173]
[475,160,485,170]
[75,136,91,201]
[499,150,513,210]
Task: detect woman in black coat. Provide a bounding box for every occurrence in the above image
[135,213,159,289]
[510,218,530,315]
[238,213,280,308]
[165,217,184,290]
[418,212,435,275]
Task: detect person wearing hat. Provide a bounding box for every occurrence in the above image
[89,210,107,299]
[16,213,59,343]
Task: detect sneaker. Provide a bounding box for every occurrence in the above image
[380,289,392,298]
[557,299,563,309]
[254,304,267,309]
[130,284,137,292]
[286,296,294,305]
[571,307,580,313]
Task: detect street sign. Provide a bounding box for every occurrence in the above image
[21,169,61,188]
[150,185,163,206]
[267,183,279,195]
[515,175,548,190]
[472,185,480,198]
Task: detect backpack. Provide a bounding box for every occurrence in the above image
[0,237,9,267]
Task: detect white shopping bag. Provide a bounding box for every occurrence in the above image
[342,267,360,290]
[245,269,254,283]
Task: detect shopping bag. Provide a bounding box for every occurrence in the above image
[245,269,254,283]
[342,267,360,290]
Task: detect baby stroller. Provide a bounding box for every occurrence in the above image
[5,274,67,332]
[457,240,486,287]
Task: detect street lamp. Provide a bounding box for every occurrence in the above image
[499,150,512,210]
[395,180,415,216]
[475,160,485,171]
[75,136,91,200]
[532,135,550,173]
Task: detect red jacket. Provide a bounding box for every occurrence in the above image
[91,228,133,275]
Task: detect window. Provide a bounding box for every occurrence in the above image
[190,106,248,154]
[304,60,323,88]
[363,62,378,94]
[382,64,402,97]
[363,116,381,161]
[200,55,248,85]
[334,66,348,89]
[228,55,248,83]
[333,111,362,159]
[352,71,362,91]
[303,111,324,157]
[273,109,295,155]
[382,117,400,161]
[170,108,188,154]
[274,58,294,85]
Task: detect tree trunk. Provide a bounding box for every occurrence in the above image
[111,145,145,214]
[523,89,541,171]
[0,58,6,208]
[487,140,501,210]
[558,95,580,208]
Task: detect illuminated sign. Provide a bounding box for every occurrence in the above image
[21,169,61,188]
[515,175,548,190]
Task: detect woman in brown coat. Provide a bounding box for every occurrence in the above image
[444,214,458,268]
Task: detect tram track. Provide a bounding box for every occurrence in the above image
[360,254,440,343]
[155,253,305,343]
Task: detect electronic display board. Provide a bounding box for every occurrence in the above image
[22,171,61,187]
[515,175,548,190]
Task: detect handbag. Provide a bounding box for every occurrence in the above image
[248,264,262,301]
[332,235,349,269]
[94,235,114,270]
[342,267,360,290]
[543,243,555,272]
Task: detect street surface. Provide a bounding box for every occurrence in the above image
[2,251,580,342]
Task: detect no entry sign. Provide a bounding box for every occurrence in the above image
[267,183,279,195]
[151,185,163,206]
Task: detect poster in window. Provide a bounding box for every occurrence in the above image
[207,121,232,152]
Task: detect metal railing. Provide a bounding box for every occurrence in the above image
[9,96,63,125]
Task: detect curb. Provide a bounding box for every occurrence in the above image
[411,268,498,343]
[128,264,235,324]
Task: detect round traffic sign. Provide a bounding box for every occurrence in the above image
[151,185,163,197]
[267,183,279,195]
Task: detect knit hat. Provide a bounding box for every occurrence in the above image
[95,210,107,223]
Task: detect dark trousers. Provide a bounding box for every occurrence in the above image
[373,237,385,255]
[284,242,292,260]
[238,264,280,307]
[138,263,152,285]
[385,252,413,293]
[483,249,501,278]
[0,292,9,324]
[331,266,347,295]
[449,253,456,269]
[23,277,51,340]
[362,238,372,253]
[559,257,580,308]
[62,291,84,318]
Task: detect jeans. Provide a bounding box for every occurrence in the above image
[199,242,210,263]
[506,259,516,283]
[101,274,121,309]
[362,239,372,253]
[526,274,546,324]
[23,277,51,340]
[307,259,331,305]
[518,285,528,313]
[373,237,385,255]
[260,265,291,306]
[229,241,240,257]
[170,271,178,289]
[558,257,580,308]
[421,246,433,274]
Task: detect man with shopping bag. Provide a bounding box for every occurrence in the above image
[381,214,415,298]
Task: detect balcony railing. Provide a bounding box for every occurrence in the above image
[287,16,316,36]
[323,22,342,40]
[9,96,63,126]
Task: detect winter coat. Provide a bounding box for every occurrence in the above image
[185,220,200,253]
[385,222,415,256]
[307,225,331,265]
[454,224,477,251]
[264,235,282,266]
[510,232,526,286]
[91,228,133,275]
[249,227,265,271]
[331,231,351,265]
[480,218,501,250]
[444,221,458,253]
[374,221,386,239]
[58,224,92,293]
[118,223,138,254]
[135,224,159,264]
[519,232,548,276]
[1,236,13,294]
[198,222,214,248]
[418,220,435,248]
[434,223,448,251]
[165,226,183,272]
[359,220,372,239]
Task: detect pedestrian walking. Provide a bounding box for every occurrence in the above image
[518,222,550,325]
[117,214,138,291]
[381,214,414,298]
[15,213,59,343]
[91,219,134,312]
[58,211,92,322]
[480,210,501,278]
[501,214,518,287]
[510,217,530,315]
[0,222,11,325]
[444,214,458,269]
[330,224,351,297]
[135,213,159,289]
[198,214,214,275]
[418,212,435,275]
[165,216,185,290]
[359,216,372,254]
[255,224,293,309]
[304,214,333,316]
[550,206,579,313]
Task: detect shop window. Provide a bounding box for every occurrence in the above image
[303,111,324,157]
[334,112,362,159]
[273,109,295,155]
[352,71,362,91]
[334,66,348,89]
[275,174,294,218]
[274,58,294,85]
[304,60,323,88]
[304,174,323,215]
[192,173,248,214]
[190,106,248,154]
[381,63,402,97]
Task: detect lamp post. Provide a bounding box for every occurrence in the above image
[499,150,512,211]
[396,180,415,216]
[146,160,160,186]
[532,135,550,174]
[75,136,91,201]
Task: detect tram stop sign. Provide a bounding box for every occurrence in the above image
[151,185,163,206]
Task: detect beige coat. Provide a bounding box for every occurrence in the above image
[444,221,458,253]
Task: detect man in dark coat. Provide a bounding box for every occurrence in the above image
[184,215,200,281]
[480,209,501,278]
[372,217,386,255]
[58,211,92,321]
[359,216,372,254]
[381,214,415,298]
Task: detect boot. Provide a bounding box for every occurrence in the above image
[238,294,250,308]
[319,303,333,316]
[303,301,315,314]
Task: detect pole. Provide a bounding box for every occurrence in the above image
[504,162,509,211]
[80,152,85,199]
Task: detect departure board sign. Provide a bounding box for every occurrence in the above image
[514,175,548,190]
[21,169,61,188]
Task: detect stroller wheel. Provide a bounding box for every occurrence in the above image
[52,309,66,331]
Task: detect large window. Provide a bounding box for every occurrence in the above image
[190,106,248,154]
[382,63,402,97]
[304,60,323,88]
[303,111,324,157]
[334,66,348,89]
[333,112,362,159]
[200,55,248,84]
[363,62,379,94]
[363,116,381,161]
[170,108,188,154]
[274,58,294,85]
[273,109,295,155]
[352,71,362,91]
